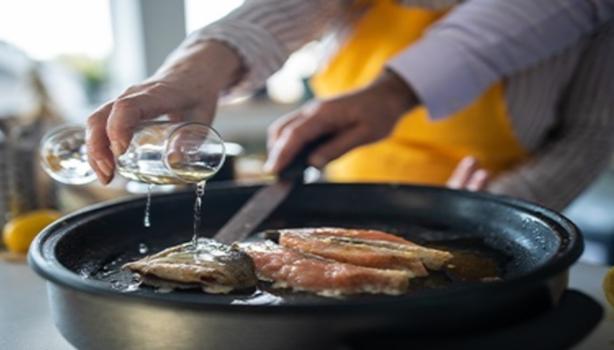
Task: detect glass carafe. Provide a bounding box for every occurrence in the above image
[40,121,226,185]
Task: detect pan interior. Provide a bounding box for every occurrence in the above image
[48,184,568,306]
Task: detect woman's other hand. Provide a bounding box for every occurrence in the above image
[446,156,491,191]
[86,41,242,184]
[265,70,419,173]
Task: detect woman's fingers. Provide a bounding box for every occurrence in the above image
[82,40,240,185]
[106,88,179,157]
[263,70,416,175]
[309,127,368,167]
[85,103,115,184]
[167,111,187,122]
[265,103,342,173]
[447,156,478,189]
[467,169,490,191]
[265,117,328,173]
[447,156,491,191]
[267,112,302,151]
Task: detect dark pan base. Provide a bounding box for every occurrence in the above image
[48,275,567,350]
[30,183,583,349]
[348,290,603,350]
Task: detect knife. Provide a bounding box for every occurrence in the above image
[214,138,325,244]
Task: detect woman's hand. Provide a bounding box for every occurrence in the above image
[265,70,419,173]
[86,41,242,184]
[446,156,491,191]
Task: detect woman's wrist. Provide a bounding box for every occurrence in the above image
[369,69,419,119]
[155,40,244,95]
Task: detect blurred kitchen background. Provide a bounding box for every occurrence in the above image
[1,0,613,264]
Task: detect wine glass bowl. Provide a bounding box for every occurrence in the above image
[164,122,226,183]
[40,125,97,185]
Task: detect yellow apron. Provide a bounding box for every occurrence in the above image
[311,0,528,185]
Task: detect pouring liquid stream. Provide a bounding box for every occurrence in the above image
[143,184,154,228]
[167,161,219,251]
[192,180,207,249]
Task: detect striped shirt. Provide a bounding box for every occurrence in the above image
[185,0,614,210]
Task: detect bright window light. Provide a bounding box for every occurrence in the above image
[185,0,244,33]
[0,0,112,60]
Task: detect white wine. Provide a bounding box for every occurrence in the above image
[117,159,184,185]
[165,161,218,183]
[115,152,219,185]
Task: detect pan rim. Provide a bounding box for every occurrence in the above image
[28,182,583,314]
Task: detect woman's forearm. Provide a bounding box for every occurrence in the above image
[388,0,614,119]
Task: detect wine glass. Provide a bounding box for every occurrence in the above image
[40,121,226,185]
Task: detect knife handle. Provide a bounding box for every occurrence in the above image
[279,135,331,182]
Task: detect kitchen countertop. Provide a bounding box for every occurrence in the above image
[0,261,612,350]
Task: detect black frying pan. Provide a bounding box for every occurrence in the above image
[29,183,582,350]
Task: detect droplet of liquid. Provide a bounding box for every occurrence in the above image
[139,243,149,254]
[143,184,154,228]
[192,181,207,248]
[231,290,284,305]
[122,282,141,293]
[154,286,173,294]
[110,278,141,293]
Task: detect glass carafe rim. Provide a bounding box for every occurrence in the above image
[163,121,226,182]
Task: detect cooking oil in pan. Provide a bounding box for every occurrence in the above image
[90,255,142,293]
[406,239,505,292]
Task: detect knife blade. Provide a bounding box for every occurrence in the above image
[214,180,294,244]
[214,137,327,244]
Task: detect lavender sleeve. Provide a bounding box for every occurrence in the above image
[387,0,614,119]
[186,0,349,96]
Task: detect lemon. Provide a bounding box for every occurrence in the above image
[605,266,614,308]
[2,210,62,254]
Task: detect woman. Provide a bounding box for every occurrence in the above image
[87,0,614,210]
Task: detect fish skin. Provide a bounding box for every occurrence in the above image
[280,228,418,245]
[276,228,453,273]
[123,238,257,293]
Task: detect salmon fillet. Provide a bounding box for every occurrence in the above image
[275,228,453,274]
[237,241,411,297]
[291,227,419,245]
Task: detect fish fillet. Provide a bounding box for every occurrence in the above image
[275,228,452,274]
[286,227,418,245]
[123,238,257,293]
[238,241,411,297]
